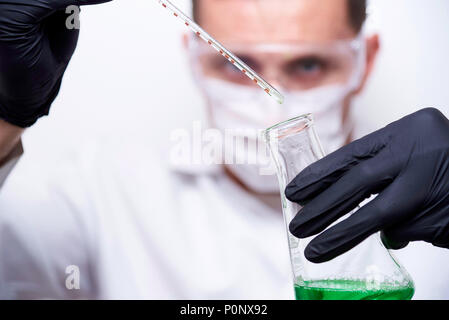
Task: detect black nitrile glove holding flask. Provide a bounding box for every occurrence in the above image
[286,108,449,263]
[0,0,111,128]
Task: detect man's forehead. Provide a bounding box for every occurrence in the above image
[197,0,356,44]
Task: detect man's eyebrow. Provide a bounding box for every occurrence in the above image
[284,54,324,62]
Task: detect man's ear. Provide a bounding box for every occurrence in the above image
[354,34,380,94]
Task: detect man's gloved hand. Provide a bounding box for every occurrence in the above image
[0,0,111,128]
[285,108,449,263]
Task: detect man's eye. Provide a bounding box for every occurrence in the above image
[287,57,325,76]
[301,60,321,72]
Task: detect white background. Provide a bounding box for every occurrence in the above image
[16,0,449,299]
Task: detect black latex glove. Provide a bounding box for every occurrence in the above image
[286,108,449,263]
[0,0,111,128]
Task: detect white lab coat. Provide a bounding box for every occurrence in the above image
[0,137,449,299]
[0,138,293,299]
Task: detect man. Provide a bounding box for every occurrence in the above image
[188,0,378,194]
[0,0,448,299]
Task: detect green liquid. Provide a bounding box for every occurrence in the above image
[295,279,414,300]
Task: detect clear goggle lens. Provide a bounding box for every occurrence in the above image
[190,35,366,92]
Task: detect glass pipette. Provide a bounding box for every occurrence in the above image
[157,0,284,104]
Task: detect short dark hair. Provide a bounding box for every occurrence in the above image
[348,0,367,32]
[192,0,367,33]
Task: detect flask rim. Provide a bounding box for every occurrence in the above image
[264,113,315,142]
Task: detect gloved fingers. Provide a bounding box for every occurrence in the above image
[432,241,449,249]
[380,230,409,250]
[285,129,388,204]
[285,167,348,206]
[289,151,396,239]
[303,206,381,263]
[303,174,418,263]
[381,225,447,250]
[380,214,425,250]
[289,188,366,239]
[381,206,449,250]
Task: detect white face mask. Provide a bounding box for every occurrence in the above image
[200,78,355,194]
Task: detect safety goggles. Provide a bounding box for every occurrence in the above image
[189,34,366,92]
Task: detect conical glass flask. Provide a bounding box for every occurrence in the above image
[264,114,414,300]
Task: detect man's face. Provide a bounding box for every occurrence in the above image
[187,0,379,194]
[191,0,378,105]
[195,0,371,89]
